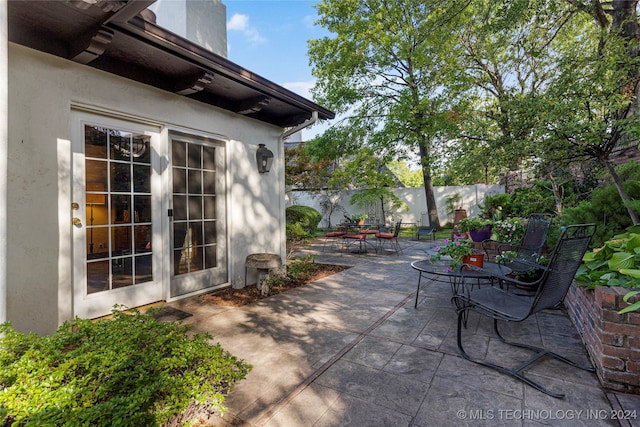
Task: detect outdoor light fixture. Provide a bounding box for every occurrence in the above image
[256,144,274,173]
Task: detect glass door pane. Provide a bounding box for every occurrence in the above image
[84,125,152,294]
[170,135,227,297]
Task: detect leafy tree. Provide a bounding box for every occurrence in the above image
[536,0,640,224]
[308,0,471,230]
[329,149,407,225]
[387,160,423,187]
[285,143,333,191]
[285,143,347,228]
[446,1,585,182]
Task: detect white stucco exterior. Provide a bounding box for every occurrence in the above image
[8,44,285,334]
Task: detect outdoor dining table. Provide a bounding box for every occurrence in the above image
[411,259,512,309]
[338,223,379,254]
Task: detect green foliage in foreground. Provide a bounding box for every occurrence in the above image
[286,205,323,242]
[575,226,640,291]
[0,308,251,427]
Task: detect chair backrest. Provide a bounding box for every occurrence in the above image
[530,224,595,314]
[392,220,403,237]
[516,213,554,261]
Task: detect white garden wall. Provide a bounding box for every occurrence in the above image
[287,184,504,228]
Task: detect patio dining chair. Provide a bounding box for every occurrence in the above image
[484,213,553,282]
[322,228,346,252]
[341,228,368,255]
[376,220,402,255]
[452,223,596,398]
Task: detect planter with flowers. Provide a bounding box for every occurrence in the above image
[565,226,640,394]
[430,235,483,271]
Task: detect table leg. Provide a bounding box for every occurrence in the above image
[414,272,423,308]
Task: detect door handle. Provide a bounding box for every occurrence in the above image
[72,217,82,226]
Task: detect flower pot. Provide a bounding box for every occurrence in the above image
[469,225,492,242]
[462,254,484,269]
[357,220,364,226]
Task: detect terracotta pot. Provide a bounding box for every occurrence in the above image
[462,254,484,269]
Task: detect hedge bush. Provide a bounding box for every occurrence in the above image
[562,161,640,247]
[285,205,322,240]
[0,308,251,427]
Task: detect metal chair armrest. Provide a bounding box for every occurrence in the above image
[463,262,548,289]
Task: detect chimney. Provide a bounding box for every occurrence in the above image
[148,0,228,58]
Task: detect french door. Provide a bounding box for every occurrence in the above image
[169,134,227,297]
[72,113,163,319]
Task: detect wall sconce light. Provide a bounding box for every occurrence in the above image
[256,144,274,173]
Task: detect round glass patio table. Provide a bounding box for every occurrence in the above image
[411,259,511,309]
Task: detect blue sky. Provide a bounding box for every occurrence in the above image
[224,0,330,138]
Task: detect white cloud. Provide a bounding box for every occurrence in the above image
[227,13,266,44]
[227,13,249,31]
[282,80,315,99]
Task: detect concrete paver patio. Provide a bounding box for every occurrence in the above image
[166,237,640,426]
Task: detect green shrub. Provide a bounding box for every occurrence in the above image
[562,162,640,247]
[482,193,512,219]
[575,225,640,290]
[0,308,251,427]
[285,205,322,238]
[483,184,557,220]
[509,182,561,217]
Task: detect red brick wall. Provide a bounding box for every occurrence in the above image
[566,285,640,394]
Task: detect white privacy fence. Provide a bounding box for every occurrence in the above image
[286,184,504,228]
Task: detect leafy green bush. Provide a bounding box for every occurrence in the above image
[285,205,322,239]
[482,193,512,219]
[575,225,640,290]
[260,255,327,296]
[483,183,557,219]
[0,308,251,427]
[562,161,640,247]
[509,182,560,217]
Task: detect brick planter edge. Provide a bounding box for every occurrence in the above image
[566,285,640,394]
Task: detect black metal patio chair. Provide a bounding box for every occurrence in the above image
[453,223,596,398]
[376,220,402,255]
[484,213,554,284]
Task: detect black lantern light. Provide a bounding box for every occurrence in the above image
[256,143,274,173]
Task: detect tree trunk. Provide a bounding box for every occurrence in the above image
[548,172,563,216]
[604,159,639,225]
[378,195,387,226]
[418,142,441,230]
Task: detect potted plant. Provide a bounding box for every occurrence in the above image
[458,217,493,242]
[351,213,368,226]
[430,235,479,271]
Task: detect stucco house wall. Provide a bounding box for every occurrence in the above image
[8,43,285,334]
